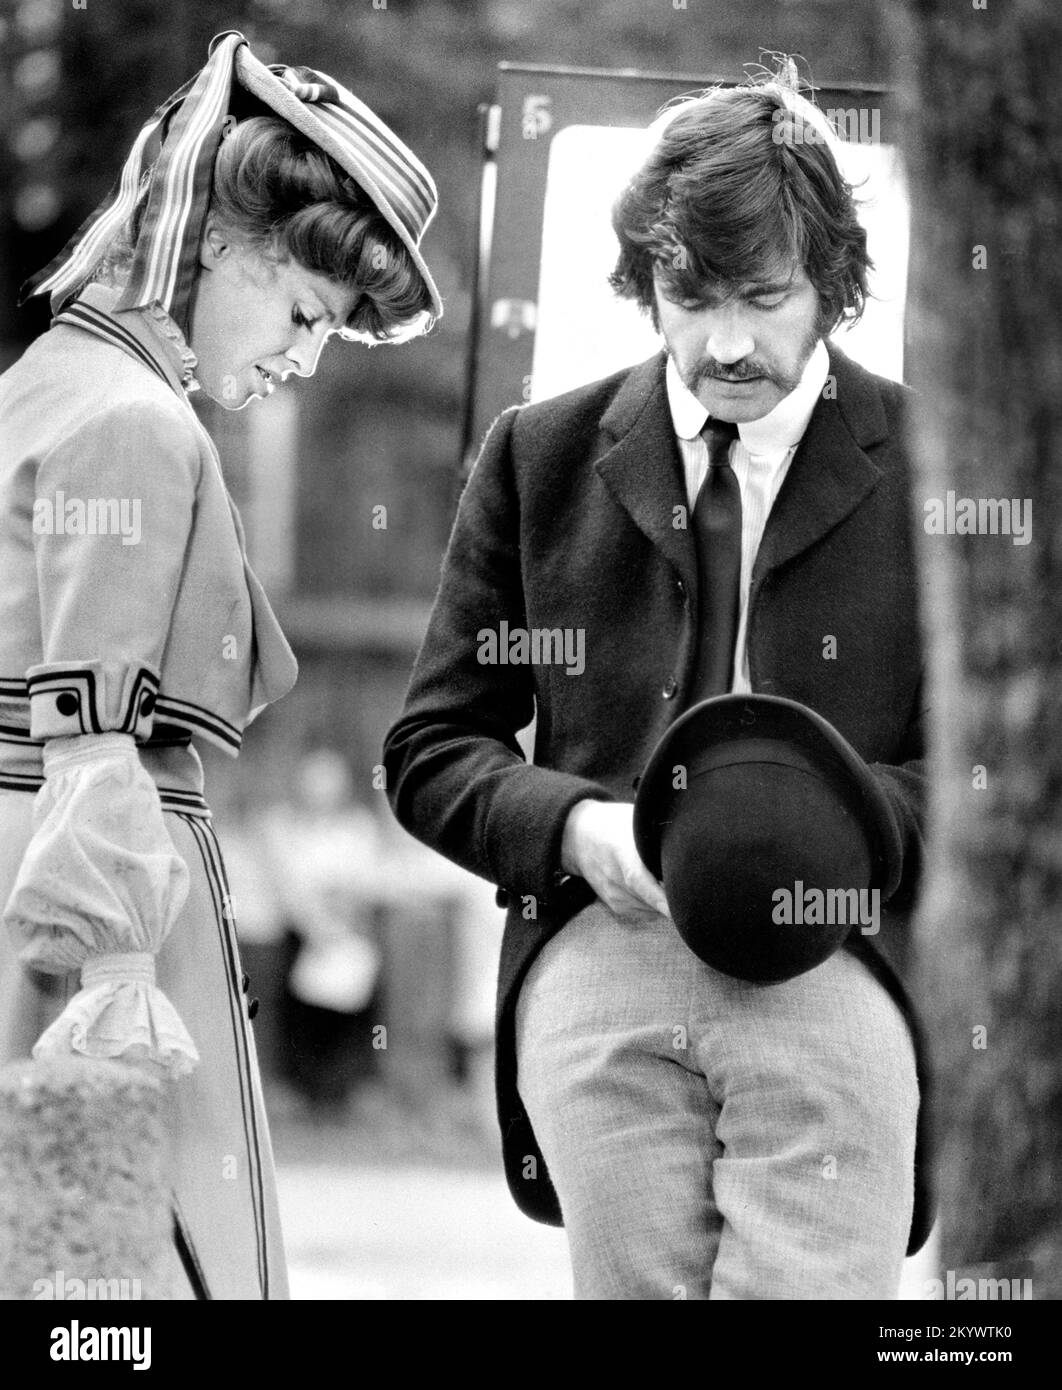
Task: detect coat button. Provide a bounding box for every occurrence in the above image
[241,972,250,994]
[495,887,510,909]
[662,676,678,699]
[56,693,79,716]
[248,997,260,1020]
[140,692,156,716]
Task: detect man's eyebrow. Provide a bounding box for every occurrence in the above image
[742,279,794,295]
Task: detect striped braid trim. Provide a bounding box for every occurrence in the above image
[153,696,242,754]
[54,302,176,392]
[0,774,210,818]
[179,814,271,1297]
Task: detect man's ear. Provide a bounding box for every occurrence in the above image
[198,217,231,271]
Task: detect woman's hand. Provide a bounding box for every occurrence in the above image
[560,799,670,922]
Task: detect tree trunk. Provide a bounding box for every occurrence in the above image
[895,0,1062,1295]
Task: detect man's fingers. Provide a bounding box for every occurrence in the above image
[623,861,669,918]
[595,864,669,920]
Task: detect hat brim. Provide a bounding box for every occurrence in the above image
[233,46,443,323]
[633,694,902,888]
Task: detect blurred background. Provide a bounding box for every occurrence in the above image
[0,0,922,1298]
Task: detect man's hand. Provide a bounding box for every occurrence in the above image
[560,799,670,921]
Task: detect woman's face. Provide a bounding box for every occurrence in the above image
[188,219,358,410]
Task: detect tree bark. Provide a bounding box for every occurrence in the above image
[896,0,1062,1295]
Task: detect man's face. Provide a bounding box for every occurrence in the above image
[653,262,824,423]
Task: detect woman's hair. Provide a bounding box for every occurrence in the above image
[609,82,871,335]
[108,115,433,342]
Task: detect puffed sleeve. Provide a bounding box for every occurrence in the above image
[27,397,201,740]
[2,732,199,1079]
[3,394,205,1078]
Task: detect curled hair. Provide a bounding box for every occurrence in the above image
[208,116,435,343]
[609,82,871,333]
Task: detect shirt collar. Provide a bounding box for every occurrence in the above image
[665,338,830,455]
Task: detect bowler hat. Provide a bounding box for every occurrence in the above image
[633,695,901,984]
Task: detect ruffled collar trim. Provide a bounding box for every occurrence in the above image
[137,300,201,393]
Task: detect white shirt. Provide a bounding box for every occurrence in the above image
[665,340,830,693]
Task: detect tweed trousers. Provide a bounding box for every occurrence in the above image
[515,900,918,1300]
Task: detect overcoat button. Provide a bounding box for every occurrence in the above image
[248,998,260,1020]
[140,692,156,716]
[662,676,678,699]
[56,693,79,716]
[241,972,250,993]
[495,887,511,909]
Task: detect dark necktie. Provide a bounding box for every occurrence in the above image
[689,418,742,699]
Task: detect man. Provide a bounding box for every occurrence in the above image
[384,76,929,1299]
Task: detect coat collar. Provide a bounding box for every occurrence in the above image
[595,351,698,590]
[57,283,196,400]
[751,344,887,582]
[593,345,889,586]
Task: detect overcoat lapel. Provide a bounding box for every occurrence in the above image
[752,347,890,581]
[593,351,698,592]
[592,345,894,589]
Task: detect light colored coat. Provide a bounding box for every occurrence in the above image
[0,284,297,760]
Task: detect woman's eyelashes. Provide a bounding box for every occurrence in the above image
[291,306,318,331]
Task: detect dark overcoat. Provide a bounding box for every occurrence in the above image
[384,345,933,1254]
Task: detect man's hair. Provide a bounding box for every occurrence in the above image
[609,81,871,334]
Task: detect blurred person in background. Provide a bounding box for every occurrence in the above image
[385,70,929,1299]
[0,29,441,1298]
[261,745,384,1117]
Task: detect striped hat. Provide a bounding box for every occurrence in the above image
[21,30,442,334]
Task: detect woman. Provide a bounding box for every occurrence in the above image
[0,31,441,1299]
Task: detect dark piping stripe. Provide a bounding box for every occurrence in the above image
[179,813,269,1298]
[171,1197,212,1301]
[56,303,172,388]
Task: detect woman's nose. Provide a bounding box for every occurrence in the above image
[284,333,327,378]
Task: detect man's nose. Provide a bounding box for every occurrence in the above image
[704,307,755,365]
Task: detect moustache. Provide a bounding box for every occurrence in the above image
[692,359,774,383]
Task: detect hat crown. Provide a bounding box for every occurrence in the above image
[633,693,898,984]
[266,61,439,243]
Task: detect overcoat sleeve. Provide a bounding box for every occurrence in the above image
[868,678,927,905]
[383,407,615,900]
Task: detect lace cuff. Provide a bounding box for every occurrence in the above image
[32,951,199,1080]
[2,733,197,1079]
